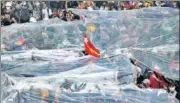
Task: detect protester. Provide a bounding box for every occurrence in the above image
[31,1,41,21]
[12,1,32,23]
[41,1,52,20]
[1,12,17,26]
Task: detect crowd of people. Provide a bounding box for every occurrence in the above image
[1,1,180,26]
[1,1,80,26]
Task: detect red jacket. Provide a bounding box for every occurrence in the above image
[150,74,160,88]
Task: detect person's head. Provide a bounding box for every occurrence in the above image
[5,2,12,12]
[148,71,154,78]
[66,12,71,21]
[70,14,74,21]
[59,11,64,18]
[42,1,47,9]
[59,10,64,18]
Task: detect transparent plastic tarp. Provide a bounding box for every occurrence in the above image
[1,7,179,103]
[129,45,179,80]
[1,19,85,51]
[70,7,179,20]
[3,81,179,103]
[87,15,178,49]
[84,8,179,80]
[2,50,139,103]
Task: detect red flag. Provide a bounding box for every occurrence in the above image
[84,34,100,57]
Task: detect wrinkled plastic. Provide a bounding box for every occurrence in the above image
[1,18,86,51]
[3,81,179,103]
[1,7,179,103]
[70,7,179,20]
[81,8,179,80]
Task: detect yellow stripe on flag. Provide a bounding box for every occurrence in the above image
[87,46,100,56]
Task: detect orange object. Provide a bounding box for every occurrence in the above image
[84,34,100,57]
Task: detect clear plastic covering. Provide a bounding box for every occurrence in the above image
[70,7,179,19]
[1,7,179,103]
[1,18,86,51]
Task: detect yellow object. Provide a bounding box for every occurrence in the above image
[88,25,96,32]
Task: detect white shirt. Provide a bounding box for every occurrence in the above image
[42,8,52,20]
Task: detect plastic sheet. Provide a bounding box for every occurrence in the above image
[2,50,133,84]
[86,15,178,50]
[129,45,179,80]
[1,19,85,51]
[70,7,179,20]
[3,82,179,103]
[82,8,179,81]
[1,7,179,103]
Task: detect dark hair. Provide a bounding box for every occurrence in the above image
[147,72,152,79]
